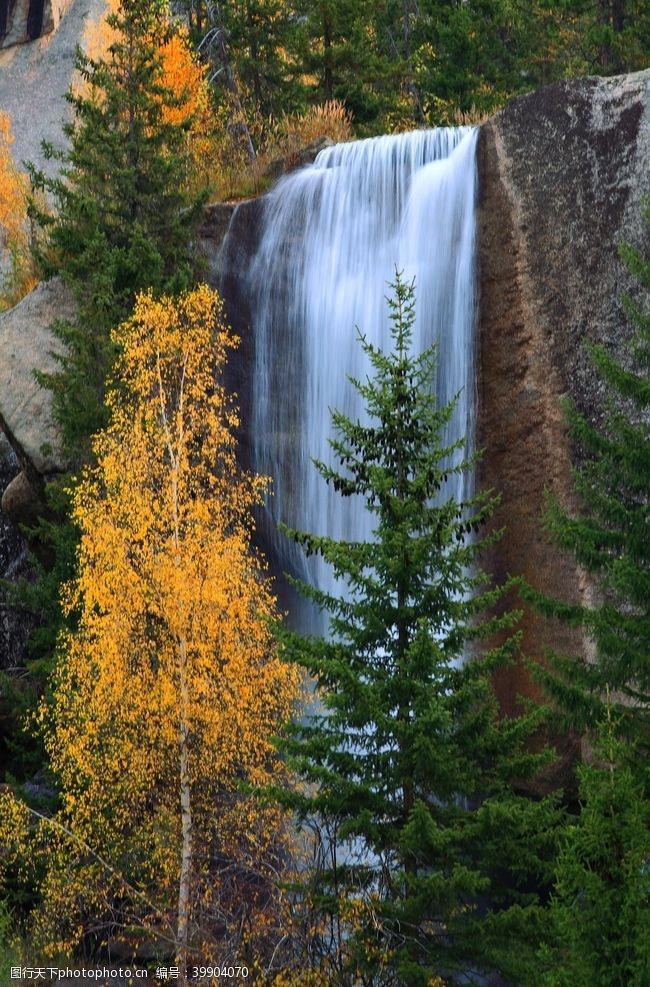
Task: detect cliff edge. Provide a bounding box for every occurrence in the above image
[477,70,650,724]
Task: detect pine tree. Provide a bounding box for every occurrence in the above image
[29,0,203,461]
[540,702,650,986]
[527,213,650,751]
[273,275,561,986]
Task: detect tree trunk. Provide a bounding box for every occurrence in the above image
[177,638,193,986]
[402,0,426,125]
[204,2,256,161]
[323,13,333,101]
[598,0,614,69]
[246,3,266,117]
[612,0,624,33]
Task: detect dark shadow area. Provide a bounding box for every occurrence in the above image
[0,0,11,39]
[26,0,44,40]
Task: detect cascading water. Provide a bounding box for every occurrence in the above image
[242,127,478,606]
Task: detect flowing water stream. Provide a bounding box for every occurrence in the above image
[235,127,478,607]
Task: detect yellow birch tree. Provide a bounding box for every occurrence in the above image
[35,286,300,972]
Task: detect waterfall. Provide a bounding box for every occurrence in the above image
[242,127,478,601]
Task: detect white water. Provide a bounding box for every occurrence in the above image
[246,128,478,597]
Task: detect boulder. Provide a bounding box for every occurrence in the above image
[1,469,43,527]
[0,0,54,48]
[0,277,72,477]
[263,136,335,180]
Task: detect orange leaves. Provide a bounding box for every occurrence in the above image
[0,111,36,308]
[39,285,299,959]
[78,0,217,196]
[0,112,27,251]
[160,30,212,131]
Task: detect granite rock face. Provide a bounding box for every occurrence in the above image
[476,70,650,726]
[0,277,72,478]
[0,0,104,178]
[1,0,53,48]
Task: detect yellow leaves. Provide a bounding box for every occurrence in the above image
[279,99,354,150]
[0,111,37,309]
[0,789,31,884]
[0,112,27,249]
[37,285,300,959]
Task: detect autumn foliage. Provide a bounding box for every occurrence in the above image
[0,111,36,308]
[79,0,216,196]
[32,286,300,967]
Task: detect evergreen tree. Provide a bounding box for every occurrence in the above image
[29,0,203,461]
[541,702,650,986]
[273,275,560,986]
[527,213,650,751]
[290,0,396,130]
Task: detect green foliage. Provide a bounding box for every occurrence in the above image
[1,480,78,785]
[273,275,561,985]
[540,705,650,986]
[182,1,650,138]
[29,0,204,463]
[526,212,650,749]
[541,0,650,76]
[0,899,23,980]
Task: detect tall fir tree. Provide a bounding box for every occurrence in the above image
[30,0,203,461]
[527,212,649,752]
[272,275,561,986]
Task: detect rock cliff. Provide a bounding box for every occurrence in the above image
[0,0,104,177]
[476,70,649,722]
[1,0,63,49]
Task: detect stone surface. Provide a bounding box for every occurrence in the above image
[263,135,335,180]
[476,70,650,735]
[1,468,42,525]
[212,196,267,472]
[0,276,73,476]
[198,201,238,288]
[0,0,55,49]
[0,0,105,177]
